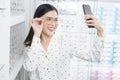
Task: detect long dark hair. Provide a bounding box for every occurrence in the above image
[24,4,58,47]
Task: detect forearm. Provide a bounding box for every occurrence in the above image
[96,26,103,37]
[72,36,104,61]
[91,35,104,61]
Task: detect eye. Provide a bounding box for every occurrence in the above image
[46,17,52,21]
[54,18,58,21]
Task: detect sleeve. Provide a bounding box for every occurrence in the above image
[70,35,104,62]
[23,36,42,71]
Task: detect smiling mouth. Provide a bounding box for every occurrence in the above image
[48,27,55,32]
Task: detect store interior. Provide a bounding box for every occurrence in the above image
[0,0,120,80]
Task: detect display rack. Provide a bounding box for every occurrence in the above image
[10,0,25,26]
[10,14,25,26]
[0,64,9,80]
[10,57,24,80]
[10,0,36,80]
[10,22,25,80]
[10,0,26,80]
[35,0,120,80]
[8,0,120,80]
[0,4,9,80]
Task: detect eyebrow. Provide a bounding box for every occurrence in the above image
[45,16,58,19]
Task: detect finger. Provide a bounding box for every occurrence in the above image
[34,17,44,21]
[87,23,95,27]
[35,18,45,25]
[87,23,94,26]
[85,20,94,26]
[30,19,34,26]
[84,15,94,20]
[84,14,93,17]
[30,20,36,28]
[31,19,38,23]
[85,17,93,21]
[39,20,44,27]
[85,20,94,24]
[85,14,94,18]
[33,19,42,22]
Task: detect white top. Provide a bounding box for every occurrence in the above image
[23,33,104,80]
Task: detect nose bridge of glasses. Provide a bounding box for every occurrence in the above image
[45,17,58,23]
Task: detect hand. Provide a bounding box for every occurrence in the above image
[30,17,44,37]
[85,15,103,37]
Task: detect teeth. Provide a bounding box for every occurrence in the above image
[49,27,54,30]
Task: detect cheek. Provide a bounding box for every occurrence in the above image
[55,23,58,28]
[42,24,47,31]
[43,21,47,26]
[43,22,48,29]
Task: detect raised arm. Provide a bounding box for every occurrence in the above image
[23,36,42,71]
[23,17,44,71]
[70,15,104,61]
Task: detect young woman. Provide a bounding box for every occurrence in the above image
[23,3,104,80]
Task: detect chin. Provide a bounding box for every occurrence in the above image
[47,32,54,37]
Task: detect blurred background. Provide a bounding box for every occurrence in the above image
[0,0,120,80]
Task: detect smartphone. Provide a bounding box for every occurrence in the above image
[82,4,95,28]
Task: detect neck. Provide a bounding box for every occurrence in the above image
[40,33,53,51]
[41,33,52,43]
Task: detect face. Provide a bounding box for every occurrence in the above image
[42,10,58,37]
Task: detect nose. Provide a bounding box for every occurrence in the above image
[51,21,56,25]
[50,20,57,26]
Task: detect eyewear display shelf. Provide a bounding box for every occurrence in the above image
[10,0,26,80]
[0,0,9,80]
[35,0,120,80]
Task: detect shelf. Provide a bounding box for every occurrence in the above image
[10,56,24,80]
[10,14,25,26]
[0,0,6,8]
[0,64,9,80]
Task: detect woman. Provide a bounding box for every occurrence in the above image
[23,4,103,80]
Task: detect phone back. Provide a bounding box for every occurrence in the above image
[82,4,93,15]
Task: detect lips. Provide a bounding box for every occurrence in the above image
[48,27,55,32]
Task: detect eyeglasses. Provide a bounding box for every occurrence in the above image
[44,17,58,23]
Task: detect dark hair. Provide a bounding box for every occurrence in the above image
[24,4,58,47]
